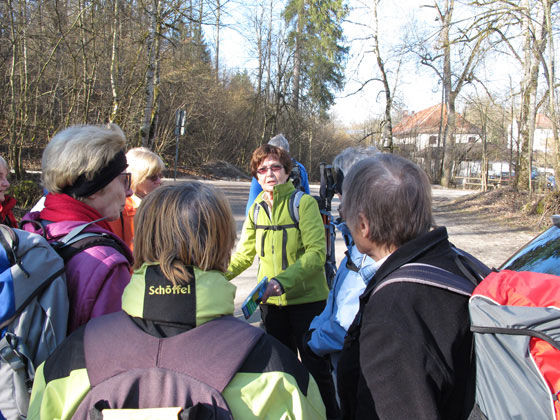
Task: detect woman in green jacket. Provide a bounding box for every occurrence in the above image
[227,144,339,418]
[28,182,326,420]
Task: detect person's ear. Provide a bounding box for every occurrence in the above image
[357,212,370,239]
[82,185,105,207]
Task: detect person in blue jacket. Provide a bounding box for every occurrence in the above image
[245,134,310,215]
[304,146,379,388]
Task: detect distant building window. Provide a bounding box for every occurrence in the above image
[429,136,437,145]
[468,137,476,143]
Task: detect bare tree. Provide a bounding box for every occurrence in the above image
[413,0,491,186]
[373,0,395,151]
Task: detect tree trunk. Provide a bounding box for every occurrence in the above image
[543,0,560,184]
[110,0,120,123]
[214,0,220,79]
[292,0,304,111]
[440,0,454,187]
[517,0,546,192]
[141,0,162,148]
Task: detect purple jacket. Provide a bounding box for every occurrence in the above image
[22,212,133,333]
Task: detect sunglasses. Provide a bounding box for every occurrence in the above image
[120,172,131,190]
[256,164,284,175]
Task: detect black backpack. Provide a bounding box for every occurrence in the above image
[289,159,305,192]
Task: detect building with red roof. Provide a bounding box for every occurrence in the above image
[393,104,481,151]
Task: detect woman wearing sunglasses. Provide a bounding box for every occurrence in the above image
[227,144,339,419]
[108,147,164,251]
[22,124,133,333]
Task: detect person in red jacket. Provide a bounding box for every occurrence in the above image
[0,156,17,227]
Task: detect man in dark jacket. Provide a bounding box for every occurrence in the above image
[337,154,476,419]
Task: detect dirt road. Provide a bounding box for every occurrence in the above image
[192,180,538,319]
[431,185,536,269]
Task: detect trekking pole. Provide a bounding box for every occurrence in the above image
[319,163,337,288]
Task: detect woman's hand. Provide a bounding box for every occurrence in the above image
[261,278,284,303]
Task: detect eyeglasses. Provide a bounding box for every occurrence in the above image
[120,172,131,190]
[256,164,284,175]
[147,173,162,182]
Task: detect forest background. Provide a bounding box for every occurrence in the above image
[1,0,560,224]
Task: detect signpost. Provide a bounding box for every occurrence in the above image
[174,109,186,180]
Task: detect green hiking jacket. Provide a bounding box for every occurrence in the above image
[27,263,326,420]
[227,181,329,306]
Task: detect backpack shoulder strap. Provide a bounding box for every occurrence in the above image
[451,247,492,286]
[371,263,475,299]
[252,193,302,270]
[345,262,476,360]
[252,201,261,229]
[55,233,131,264]
[287,190,304,226]
[48,218,131,264]
[56,217,108,244]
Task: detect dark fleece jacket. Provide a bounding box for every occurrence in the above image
[338,227,476,420]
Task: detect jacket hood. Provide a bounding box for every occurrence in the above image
[122,263,236,328]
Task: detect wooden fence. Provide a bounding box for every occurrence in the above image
[454,176,511,190]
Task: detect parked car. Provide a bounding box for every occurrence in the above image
[500,215,560,275]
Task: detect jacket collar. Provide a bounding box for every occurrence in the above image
[0,195,16,214]
[254,181,296,214]
[270,181,296,200]
[363,227,450,296]
[122,263,235,328]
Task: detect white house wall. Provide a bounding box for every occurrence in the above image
[508,120,553,153]
[394,132,480,150]
[533,128,553,153]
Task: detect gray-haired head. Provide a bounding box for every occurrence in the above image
[342,153,433,249]
[268,134,290,153]
[333,146,380,177]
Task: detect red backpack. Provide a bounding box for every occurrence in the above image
[470,270,560,420]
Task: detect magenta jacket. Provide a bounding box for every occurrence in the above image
[22,212,133,333]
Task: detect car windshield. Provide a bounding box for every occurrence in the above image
[500,225,560,275]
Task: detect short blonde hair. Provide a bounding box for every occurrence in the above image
[126,147,165,192]
[133,182,236,285]
[42,124,127,194]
